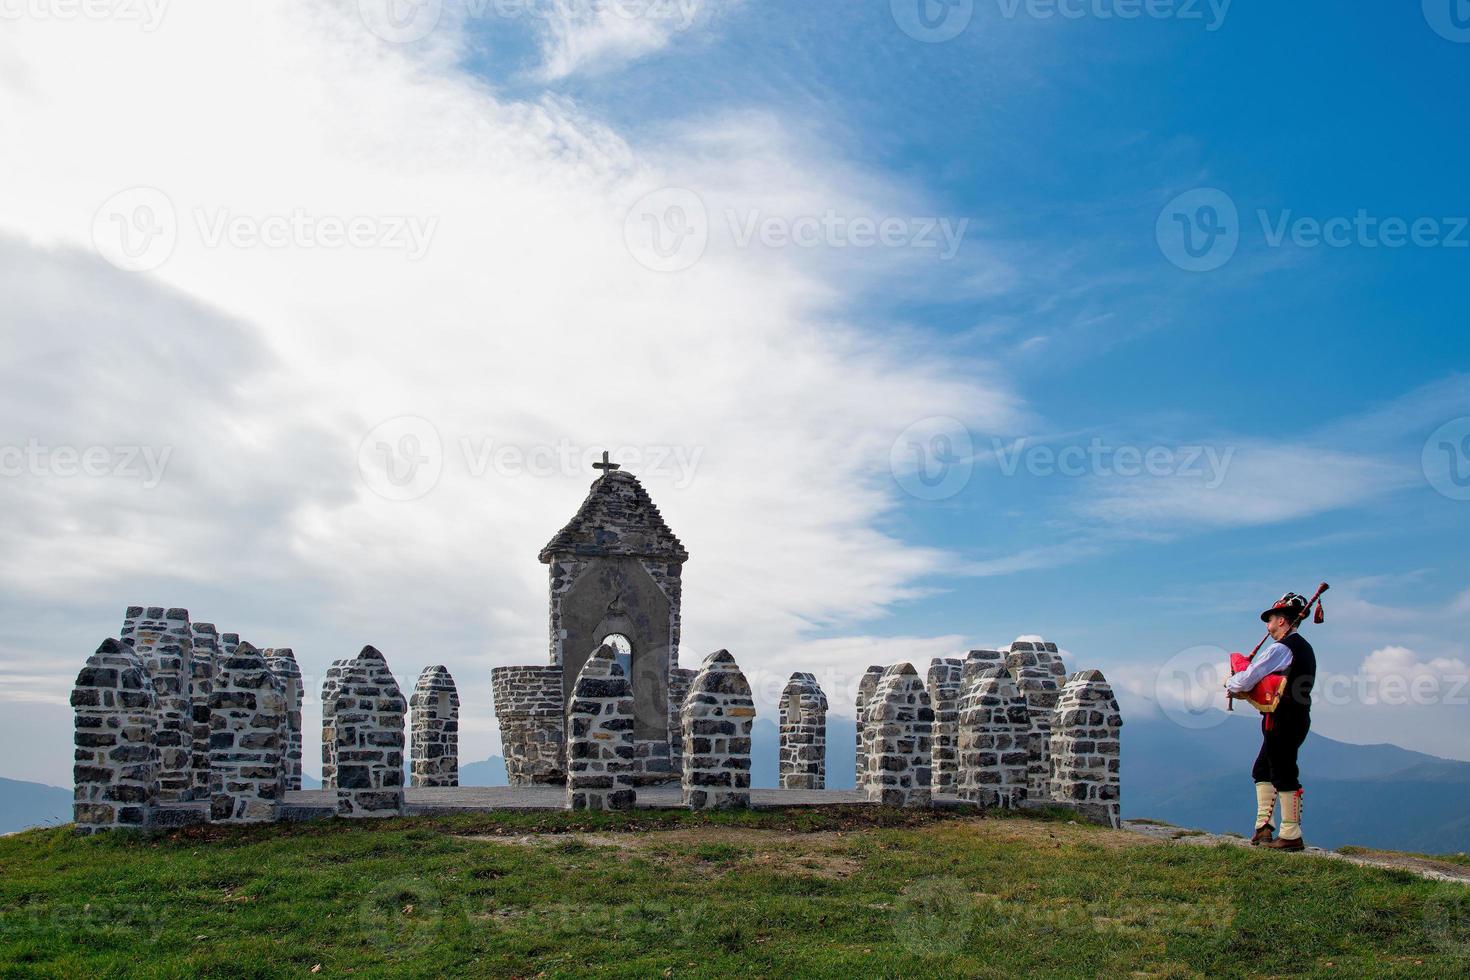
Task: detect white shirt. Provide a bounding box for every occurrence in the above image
[1227,639,1294,694]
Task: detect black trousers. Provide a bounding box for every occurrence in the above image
[1252,712,1309,793]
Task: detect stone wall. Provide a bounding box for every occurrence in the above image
[410,665,460,788]
[863,663,933,808]
[1006,640,1062,800]
[1049,669,1123,828]
[320,659,350,790]
[778,672,827,790]
[491,665,566,785]
[667,666,695,774]
[121,606,195,803]
[188,623,220,802]
[853,665,885,791]
[333,646,407,818]
[926,658,964,796]
[266,648,304,792]
[71,639,159,834]
[681,650,755,809]
[566,646,637,810]
[955,666,1030,809]
[208,641,287,824]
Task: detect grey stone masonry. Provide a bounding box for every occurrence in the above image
[266,648,304,791]
[779,673,828,790]
[320,659,350,790]
[668,666,696,773]
[1005,639,1062,800]
[491,665,566,785]
[121,606,195,803]
[863,663,934,808]
[926,658,964,795]
[854,665,885,790]
[209,640,287,824]
[71,639,159,834]
[956,667,1031,809]
[410,665,460,788]
[334,646,407,818]
[188,623,220,802]
[681,650,755,809]
[566,646,638,810]
[1049,669,1123,829]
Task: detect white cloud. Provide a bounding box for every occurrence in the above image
[1076,442,1412,529]
[0,2,1020,782]
[533,0,734,80]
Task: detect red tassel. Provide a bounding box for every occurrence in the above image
[1314,601,1325,624]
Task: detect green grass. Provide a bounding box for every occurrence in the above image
[1,806,1468,978]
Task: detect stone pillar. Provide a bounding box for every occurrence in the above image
[565,646,637,810]
[956,667,1030,809]
[209,641,287,824]
[320,658,350,789]
[863,663,933,808]
[1006,640,1062,801]
[121,606,195,803]
[71,639,159,834]
[926,658,963,796]
[854,665,885,790]
[1034,639,1067,682]
[188,623,221,802]
[334,646,407,818]
[266,648,304,791]
[1049,669,1123,828]
[490,665,565,785]
[681,650,755,810]
[410,665,460,788]
[778,672,827,790]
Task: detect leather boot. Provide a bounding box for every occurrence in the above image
[1266,788,1304,850]
[1251,782,1276,845]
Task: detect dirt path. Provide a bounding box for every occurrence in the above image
[1123,820,1470,885]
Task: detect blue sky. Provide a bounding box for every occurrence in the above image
[0,0,1467,783]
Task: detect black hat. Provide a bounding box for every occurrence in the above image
[1260,592,1308,624]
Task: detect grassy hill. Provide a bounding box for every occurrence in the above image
[2,807,1468,977]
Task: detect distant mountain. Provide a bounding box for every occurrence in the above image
[461,756,508,786]
[0,777,72,835]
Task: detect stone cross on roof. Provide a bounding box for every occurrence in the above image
[593,451,621,474]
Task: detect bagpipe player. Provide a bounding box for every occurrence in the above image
[1225,591,1320,852]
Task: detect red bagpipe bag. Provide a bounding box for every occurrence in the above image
[1229,652,1286,714]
